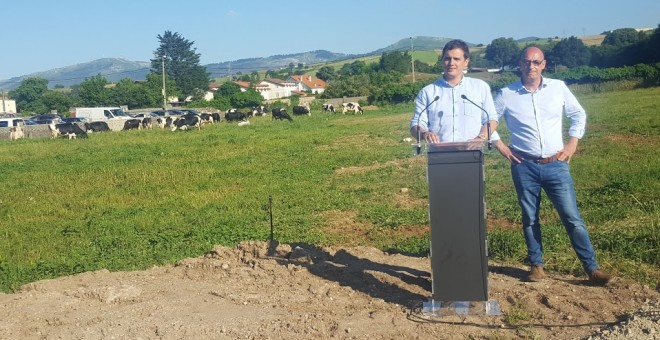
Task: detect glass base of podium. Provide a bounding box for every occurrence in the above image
[421,299,501,317]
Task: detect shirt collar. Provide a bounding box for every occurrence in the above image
[439,75,464,88]
[517,76,547,93]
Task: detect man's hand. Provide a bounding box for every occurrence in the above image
[494,142,521,164]
[558,137,579,163]
[423,131,440,144]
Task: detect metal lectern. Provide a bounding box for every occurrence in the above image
[426,142,488,302]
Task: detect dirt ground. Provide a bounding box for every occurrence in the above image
[1,241,658,340]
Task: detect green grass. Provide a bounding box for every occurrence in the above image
[0,87,658,292]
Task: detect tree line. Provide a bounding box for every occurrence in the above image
[8,26,660,116]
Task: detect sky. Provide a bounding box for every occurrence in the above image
[0,0,658,80]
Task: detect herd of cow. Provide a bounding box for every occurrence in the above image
[8,102,364,141]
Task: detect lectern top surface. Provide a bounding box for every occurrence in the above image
[428,141,485,153]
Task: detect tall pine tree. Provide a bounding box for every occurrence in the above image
[150,31,210,102]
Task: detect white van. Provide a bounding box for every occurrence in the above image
[74,107,133,121]
[0,117,25,128]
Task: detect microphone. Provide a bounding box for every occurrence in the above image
[415,95,440,155]
[461,94,492,150]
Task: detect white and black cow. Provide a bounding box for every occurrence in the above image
[322,103,335,113]
[225,111,247,122]
[252,105,267,116]
[84,121,111,132]
[52,122,88,139]
[9,126,24,141]
[171,114,201,131]
[211,112,222,123]
[123,119,142,131]
[342,102,363,115]
[272,108,293,122]
[199,113,214,125]
[292,105,311,116]
[141,117,153,129]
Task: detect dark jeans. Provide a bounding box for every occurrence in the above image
[511,159,598,273]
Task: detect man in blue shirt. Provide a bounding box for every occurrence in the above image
[493,46,611,285]
[410,39,497,144]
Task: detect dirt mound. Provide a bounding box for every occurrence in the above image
[1,241,658,339]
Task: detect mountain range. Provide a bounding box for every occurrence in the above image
[0,36,465,90]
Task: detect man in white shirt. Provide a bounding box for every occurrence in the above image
[410,39,497,144]
[493,46,611,286]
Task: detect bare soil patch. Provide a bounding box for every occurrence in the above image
[1,241,658,339]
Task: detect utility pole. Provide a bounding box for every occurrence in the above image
[161,54,167,109]
[410,37,415,83]
[1,89,5,114]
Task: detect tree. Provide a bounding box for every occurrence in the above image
[9,77,49,113]
[77,74,111,106]
[111,78,154,109]
[548,36,591,68]
[230,88,263,108]
[316,66,336,82]
[151,31,210,101]
[379,51,411,73]
[143,72,178,108]
[485,37,520,69]
[40,90,73,116]
[602,28,642,47]
[217,82,241,97]
[338,60,368,77]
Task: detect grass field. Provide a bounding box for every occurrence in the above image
[0,87,658,292]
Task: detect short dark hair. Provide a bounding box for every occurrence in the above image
[442,39,470,59]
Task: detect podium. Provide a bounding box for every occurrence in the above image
[426,142,489,302]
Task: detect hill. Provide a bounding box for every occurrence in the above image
[0,58,151,90]
[204,50,353,79]
[0,36,459,90]
[0,34,610,90]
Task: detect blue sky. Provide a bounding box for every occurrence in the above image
[0,0,657,80]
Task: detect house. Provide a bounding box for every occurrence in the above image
[205,76,323,102]
[288,75,327,95]
[255,78,298,100]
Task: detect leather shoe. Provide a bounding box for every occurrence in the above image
[588,269,611,286]
[527,265,545,282]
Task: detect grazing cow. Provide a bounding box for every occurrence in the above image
[292,105,311,116]
[164,116,176,128]
[322,103,335,113]
[171,114,201,131]
[200,113,214,125]
[123,119,142,131]
[211,112,222,123]
[225,111,247,122]
[342,102,363,115]
[252,105,267,116]
[272,108,293,122]
[48,123,60,138]
[9,126,24,141]
[53,122,88,139]
[141,117,153,129]
[84,121,111,132]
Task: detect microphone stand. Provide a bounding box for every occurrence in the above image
[461,94,492,150]
[415,95,440,155]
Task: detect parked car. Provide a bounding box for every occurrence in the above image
[61,117,88,123]
[131,112,160,118]
[150,109,185,117]
[178,109,199,116]
[31,114,62,125]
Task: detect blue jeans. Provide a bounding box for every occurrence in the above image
[511,159,599,273]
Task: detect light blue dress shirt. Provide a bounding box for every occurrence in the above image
[410,76,498,143]
[494,77,586,158]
